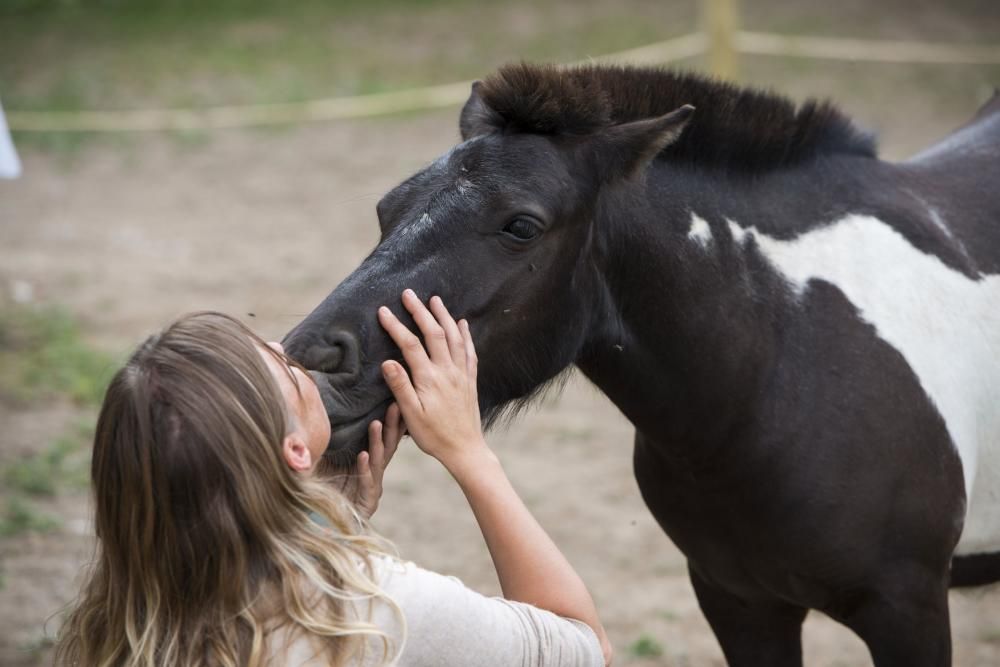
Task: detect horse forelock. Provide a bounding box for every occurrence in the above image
[471,63,878,171]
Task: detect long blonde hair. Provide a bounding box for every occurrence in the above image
[55,312,402,667]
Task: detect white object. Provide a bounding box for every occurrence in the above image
[0,98,22,179]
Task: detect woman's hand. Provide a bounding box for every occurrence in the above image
[377,289,490,471]
[379,293,612,665]
[334,402,404,519]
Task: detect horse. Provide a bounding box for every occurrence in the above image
[283,63,1000,666]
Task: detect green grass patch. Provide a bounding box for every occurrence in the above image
[17,634,56,662]
[9,130,93,158]
[0,305,101,543]
[5,422,93,496]
[0,496,61,538]
[627,634,664,659]
[1,1,478,114]
[0,304,116,406]
[9,130,136,163]
[0,1,686,115]
[0,0,696,152]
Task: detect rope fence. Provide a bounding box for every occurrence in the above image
[737,32,1000,66]
[7,30,999,133]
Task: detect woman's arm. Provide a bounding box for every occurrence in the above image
[378,290,612,665]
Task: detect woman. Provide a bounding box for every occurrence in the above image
[55,290,612,666]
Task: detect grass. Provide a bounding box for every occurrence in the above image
[0,496,61,538]
[627,634,665,659]
[3,0,993,163]
[1,0,994,164]
[0,304,116,406]
[0,432,89,538]
[0,1,674,113]
[3,0,995,118]
[0,305,105,540]
[0,0,694,154]
[17,635,56,662]
[5,422,93,497]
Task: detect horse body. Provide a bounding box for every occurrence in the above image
[576,154,983,636]
[285,65,1000,665]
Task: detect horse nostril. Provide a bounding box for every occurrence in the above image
[303,343,343,374]
[301,330,361,380]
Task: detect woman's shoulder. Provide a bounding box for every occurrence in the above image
[367,557,604,667]
[369,555,462,596]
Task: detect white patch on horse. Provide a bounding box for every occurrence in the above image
[926,207,977,268]
[687,213,713,246]
[393,212,434,241]
[729,213,1000,554]
[907,192,976,267]
[727,219,748,244]
[927,208,953,241]
[440,135,484,168]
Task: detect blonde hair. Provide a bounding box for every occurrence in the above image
[55,312,402,667]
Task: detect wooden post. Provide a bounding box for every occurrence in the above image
[702,0,739,80]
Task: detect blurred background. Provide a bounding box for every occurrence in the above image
[1,1,998,665]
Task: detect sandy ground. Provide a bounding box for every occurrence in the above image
[2,61,1000,666]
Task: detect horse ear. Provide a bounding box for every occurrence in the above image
[588,105,695,182]
[460,81,503,140]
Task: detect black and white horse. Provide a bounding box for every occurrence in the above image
[284,64,1000,665]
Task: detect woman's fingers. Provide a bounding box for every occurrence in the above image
[368,420,386,485]
[382,291,467,373]
[429,296,465,366]
[382,360,423,416]
[392,401,406,436]
[357,448,372,480]
[381,403,403,465]
[355,448,377,518]
[459,319,478,379]
[378,305,431,374]
[401,289,451,363]
[383,403,399,446]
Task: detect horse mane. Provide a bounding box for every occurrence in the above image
[465,63,878,171]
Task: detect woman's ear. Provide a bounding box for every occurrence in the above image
[282,433,313,472]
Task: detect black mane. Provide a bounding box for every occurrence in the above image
[465,63,878,171]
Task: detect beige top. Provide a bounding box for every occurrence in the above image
[278,556,604,666]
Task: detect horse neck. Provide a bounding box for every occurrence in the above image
[574,157,889,457]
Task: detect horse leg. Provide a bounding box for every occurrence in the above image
[838,569,952,667]
[689,565,807,667]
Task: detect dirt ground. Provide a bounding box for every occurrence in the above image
[3,28,1000,667]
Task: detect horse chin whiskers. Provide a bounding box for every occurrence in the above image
[481,367,575,431]
[316,447,360,476]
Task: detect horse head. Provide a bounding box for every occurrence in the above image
[284,65,693,464]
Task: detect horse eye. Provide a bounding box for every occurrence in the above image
[501,217,541,242]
